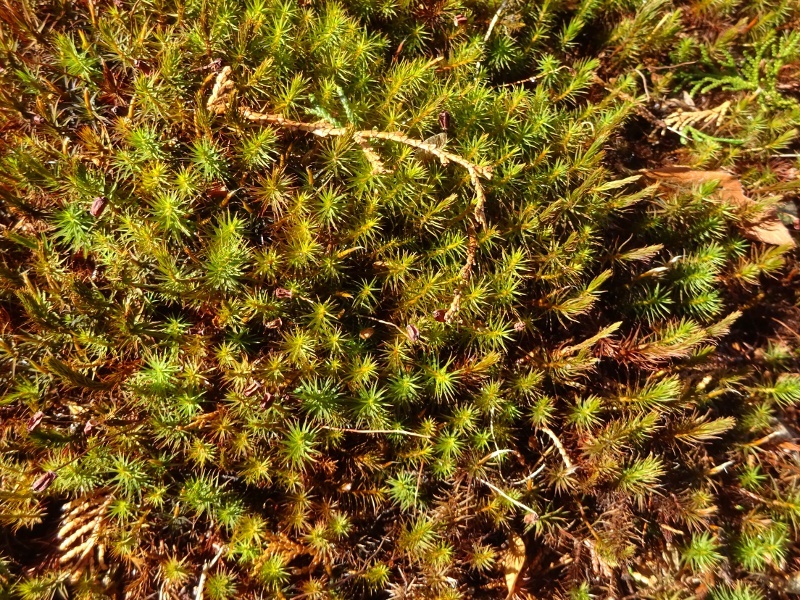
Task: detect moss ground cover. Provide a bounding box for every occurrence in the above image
[1,0,800,597]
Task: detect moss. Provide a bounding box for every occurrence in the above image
[1,0,799,597]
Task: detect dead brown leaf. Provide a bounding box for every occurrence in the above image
[503,533,526,598]
[642,167,796,247]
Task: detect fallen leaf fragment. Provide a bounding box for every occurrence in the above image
[642,167,795,247]
[503,533,526,598]
[748,218,796,247]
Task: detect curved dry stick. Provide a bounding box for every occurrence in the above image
[319,425,431,439]
[475,477,539,516]
[239,108,492,226]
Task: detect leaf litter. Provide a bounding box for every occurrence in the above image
[642,167,796,247]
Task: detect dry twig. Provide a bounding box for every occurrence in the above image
[204,67,492,225]
[475,477,539,515]
[240,108,492,225]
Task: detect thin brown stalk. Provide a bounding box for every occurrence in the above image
[319,425,431,439]
[445,224,478,322]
